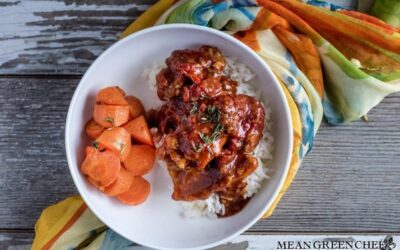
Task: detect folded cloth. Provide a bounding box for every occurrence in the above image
[371,0,400,27]
[34,0,400,249]
[32,196,137,250]
[120,0,400,214]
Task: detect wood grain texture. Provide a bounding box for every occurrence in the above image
[0,77,399,232]
[2,232,398,250]
[0,0,355,75]
[0,0,156,75]
[0,231,33,250]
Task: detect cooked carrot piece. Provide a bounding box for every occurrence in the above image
[125,95,145,119]
[123,115,153,146]
[85,146,97,157]
[85,118,105,140]
[96,86,128,105]
[96,127,131,161]
[117,176,150,205]
[123,145,155,176]
[87,176,105,191]
[103,167,133,196]
[81,150,120,187]
[93,104,130,128]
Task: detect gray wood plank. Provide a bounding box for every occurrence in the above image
[0,0,156,75]
[1,231,398,250]
[0,0,356,75]
[0,231,33,250]
[0,77,399,232]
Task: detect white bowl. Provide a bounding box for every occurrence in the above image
[65,24,292,250]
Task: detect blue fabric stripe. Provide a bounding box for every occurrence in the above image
[306,0,348,10]
[285,50,300,77]
[99,229,136,250]
[232,0,257,8]
[237,7,256,21]
[193,2,212,25]
[284,75,315,158]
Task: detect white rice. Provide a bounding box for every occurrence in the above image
[144,56,274,218]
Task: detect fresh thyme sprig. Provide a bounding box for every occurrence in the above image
[104,117,115,126]
[191,141,203,153]
[92,141,99,149]
[190,102,198,114]
[200,105,220,123]
[199,123,224,145]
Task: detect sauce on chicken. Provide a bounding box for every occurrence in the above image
[153,46,265,217]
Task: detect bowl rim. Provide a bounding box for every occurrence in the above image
[65,23,293,250]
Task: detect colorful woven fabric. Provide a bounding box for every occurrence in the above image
[121,0,400,215]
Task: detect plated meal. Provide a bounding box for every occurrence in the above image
[80,45,273,218]
[66,24,292,249]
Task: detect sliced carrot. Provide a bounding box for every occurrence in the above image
[117,176,150,205]
[123,115,153,146]
[85,118,105,140]
[96,86,128,105]
[93,104,130,128]
[96,127,131,161]
[85,146,97,157]
[87,176,105,191]
[81,150,120,187]
[123,145,156,176]
[103,167,133,196]
[125,95,145,119]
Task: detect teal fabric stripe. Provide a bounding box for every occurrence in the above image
[236,7,256,20]
[282,74,315,158]
[285,50,300,77]
[232,0,257,7]
[99,229,136,250]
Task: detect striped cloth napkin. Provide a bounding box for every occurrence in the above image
[33,0,400,249]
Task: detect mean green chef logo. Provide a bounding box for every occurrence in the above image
[382,236,396,250]
[276,235,397,250]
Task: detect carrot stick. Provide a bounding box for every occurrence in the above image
[117,176,150,205]
[104,167,133,196]
[96,127,132,161]
[85,118,105,140]
[123,115,153,146]
[93,104,130,128]
[81,150,121,187]
[96,86,128,105]
[123,145,156,176]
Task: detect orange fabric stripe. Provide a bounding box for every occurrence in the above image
[251,8,290,31]
[234,30,260,51]
[42,203,87,250]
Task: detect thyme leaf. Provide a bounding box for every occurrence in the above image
[190,102,198,114]
[92,141,99,149]
[191,141,203,153]
[200,105,220,124]
[199,123,224,145]
[104,117,115,126]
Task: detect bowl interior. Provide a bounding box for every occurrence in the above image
[65,24,292,250]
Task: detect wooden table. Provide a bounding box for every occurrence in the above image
[1,0,399,249]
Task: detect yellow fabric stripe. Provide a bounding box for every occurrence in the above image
[32,196,85,250]
[119,0,175,39]
[263,80,303,218]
